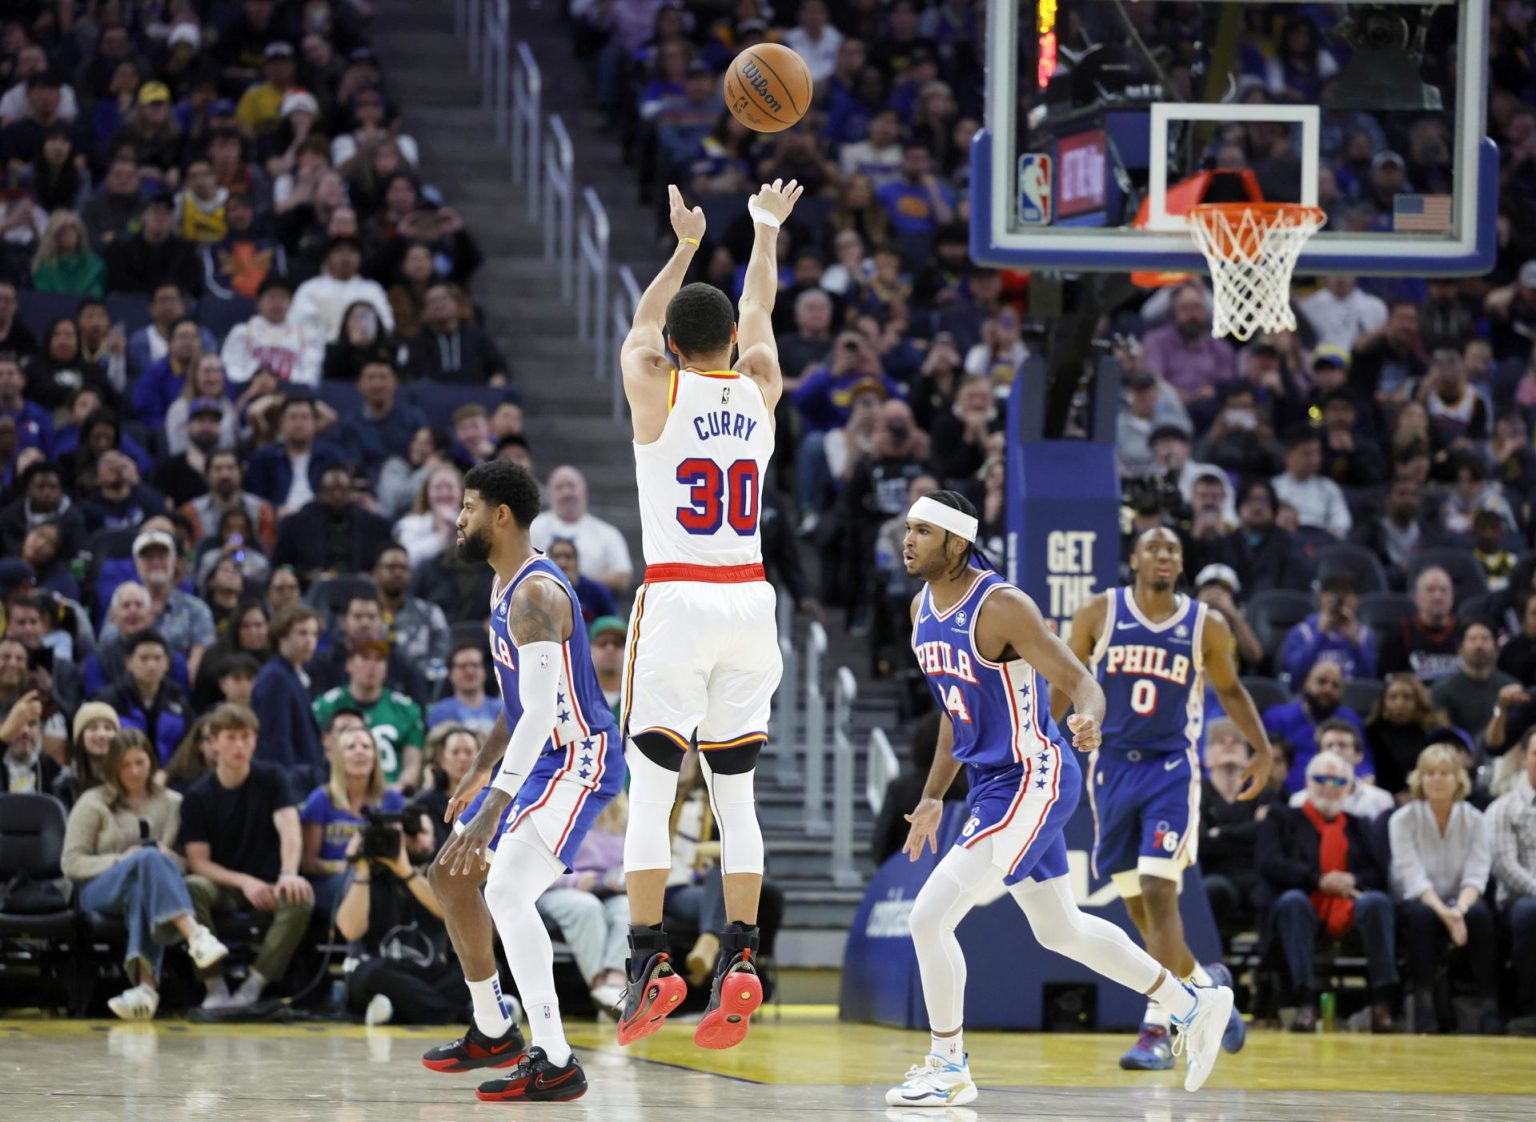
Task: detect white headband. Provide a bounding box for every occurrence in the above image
[909,496,977,543]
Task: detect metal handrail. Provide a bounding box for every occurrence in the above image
[481,2,508,142]
[576,187,610,354]
[772,588,802,786]
[830,667,859,887]
[801,621,830,835]
[543,116,574,298]
[866,727,898,815]
[510,42,541,221]
[611,266,640,422]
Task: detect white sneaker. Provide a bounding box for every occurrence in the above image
[1172,984,1235,1092]
[364,993,394,1026]
[884,1053,978,1107]
[108,983,160,1021]
[186,925,229,970]
[590,981,624,1014]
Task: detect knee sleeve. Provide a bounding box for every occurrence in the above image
[624,739,681,873]
[700,740,761,775]
[700,752,763,876]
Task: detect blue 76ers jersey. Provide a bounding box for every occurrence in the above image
[485,556,619,787]
[910,569,1074,770]
[1090,587,1207,757]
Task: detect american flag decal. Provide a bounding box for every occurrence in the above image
[1394,194,1453,233]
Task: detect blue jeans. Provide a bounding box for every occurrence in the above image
[77,847,196,982]
[1273,887,1398,996]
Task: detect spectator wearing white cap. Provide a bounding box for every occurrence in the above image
[237,42,300,137]
[127,530,215,680]
[1193,564,1264,668]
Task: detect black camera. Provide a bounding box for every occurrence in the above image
[361,809,404,860]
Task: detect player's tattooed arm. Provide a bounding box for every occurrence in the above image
[1049,592,1106,722]
[509,574,572,645]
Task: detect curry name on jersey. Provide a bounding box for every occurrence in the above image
[633,367,776,568]
[1090,587,1207,755]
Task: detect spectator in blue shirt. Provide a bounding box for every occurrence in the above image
[1279,575,1377,687]
[300,724,405,912]
[1263,659,1366,793]
[546,537,617,627]
[426,641,501,736]
[131,317,205,427]
[250,604,326,786]
[337,360,428,472]
[874,143,955,239]
[791,329,902,434]
[0,353,54,457]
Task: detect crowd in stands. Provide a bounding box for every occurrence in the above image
[565,0,1536,1033]
[0,1,760,1025]
[4,0,1536,1038]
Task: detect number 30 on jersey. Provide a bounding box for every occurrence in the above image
[676,457,760,536]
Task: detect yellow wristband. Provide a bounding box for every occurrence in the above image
[679,236,700,247]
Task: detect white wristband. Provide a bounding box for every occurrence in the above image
[747,199,781,229]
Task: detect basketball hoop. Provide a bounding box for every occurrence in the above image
[1185,203,1326,342]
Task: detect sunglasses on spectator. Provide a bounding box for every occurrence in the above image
[1309,774,1350,788]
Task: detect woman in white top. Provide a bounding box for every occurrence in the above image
[1388,744,1501,1033]
[393,463,463,570]
[61,730,229,1020]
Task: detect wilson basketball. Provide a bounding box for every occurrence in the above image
[725,43,812,133]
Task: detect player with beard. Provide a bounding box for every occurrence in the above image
[1059,527,1273,1071]
[888,493,1235,1106]
[421,460,623,1103]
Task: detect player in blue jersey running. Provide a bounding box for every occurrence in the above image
[889,492,1234,1107]
[1059,527,1273,1072]
[432,460,625,1104]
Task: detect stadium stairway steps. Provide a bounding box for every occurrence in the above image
[377,0,910,970]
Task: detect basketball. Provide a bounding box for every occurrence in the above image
[725,43,812,133]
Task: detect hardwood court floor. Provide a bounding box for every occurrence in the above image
[3,1008,1533,1121]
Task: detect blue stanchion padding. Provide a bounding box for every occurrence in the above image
[1004,439,1121,637]
[840,798,1222,1030]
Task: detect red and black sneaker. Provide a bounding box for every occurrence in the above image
[475,1047,588,1103]
[693,922,763,1051]
[421,1022,526,1073]
[616,927,687,1046]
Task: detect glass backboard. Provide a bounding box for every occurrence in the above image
[972,0,1497,275]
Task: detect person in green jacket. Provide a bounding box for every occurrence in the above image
[32,209,107,297]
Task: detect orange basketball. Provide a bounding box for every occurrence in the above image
[725,43,813,133]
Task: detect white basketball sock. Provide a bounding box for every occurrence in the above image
[526,996,572,1067]
[1189,961,1215,987]
[931,1031,965,1062]
[467,973,513,1037]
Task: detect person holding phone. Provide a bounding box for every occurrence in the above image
[1279,574,1377,686]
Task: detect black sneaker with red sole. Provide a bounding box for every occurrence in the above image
[421,1022,526,1073]
[476,1047,588,1102]
[616,950,688,1046]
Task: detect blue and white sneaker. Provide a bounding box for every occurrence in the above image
[1119,1023,1174,1070]
[1171,984,1235,1092]
[884,1053,978,1107]
[1203,963,1246,1053]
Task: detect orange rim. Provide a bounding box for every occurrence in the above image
[1187,202,1326,261]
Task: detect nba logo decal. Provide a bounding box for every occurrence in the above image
[1018,154,1052,226]
[721,386,731,404]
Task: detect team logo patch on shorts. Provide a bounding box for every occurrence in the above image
[961,815,981,838]
[1153,820,1179,853]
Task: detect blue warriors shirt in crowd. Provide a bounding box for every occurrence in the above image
[1090,587,1208,758]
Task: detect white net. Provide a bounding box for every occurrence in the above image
[1185,204,1327,342]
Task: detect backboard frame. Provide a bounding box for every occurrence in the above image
[971,0,1499,276]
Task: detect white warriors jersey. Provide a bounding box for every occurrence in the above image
[633,367,775,567]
